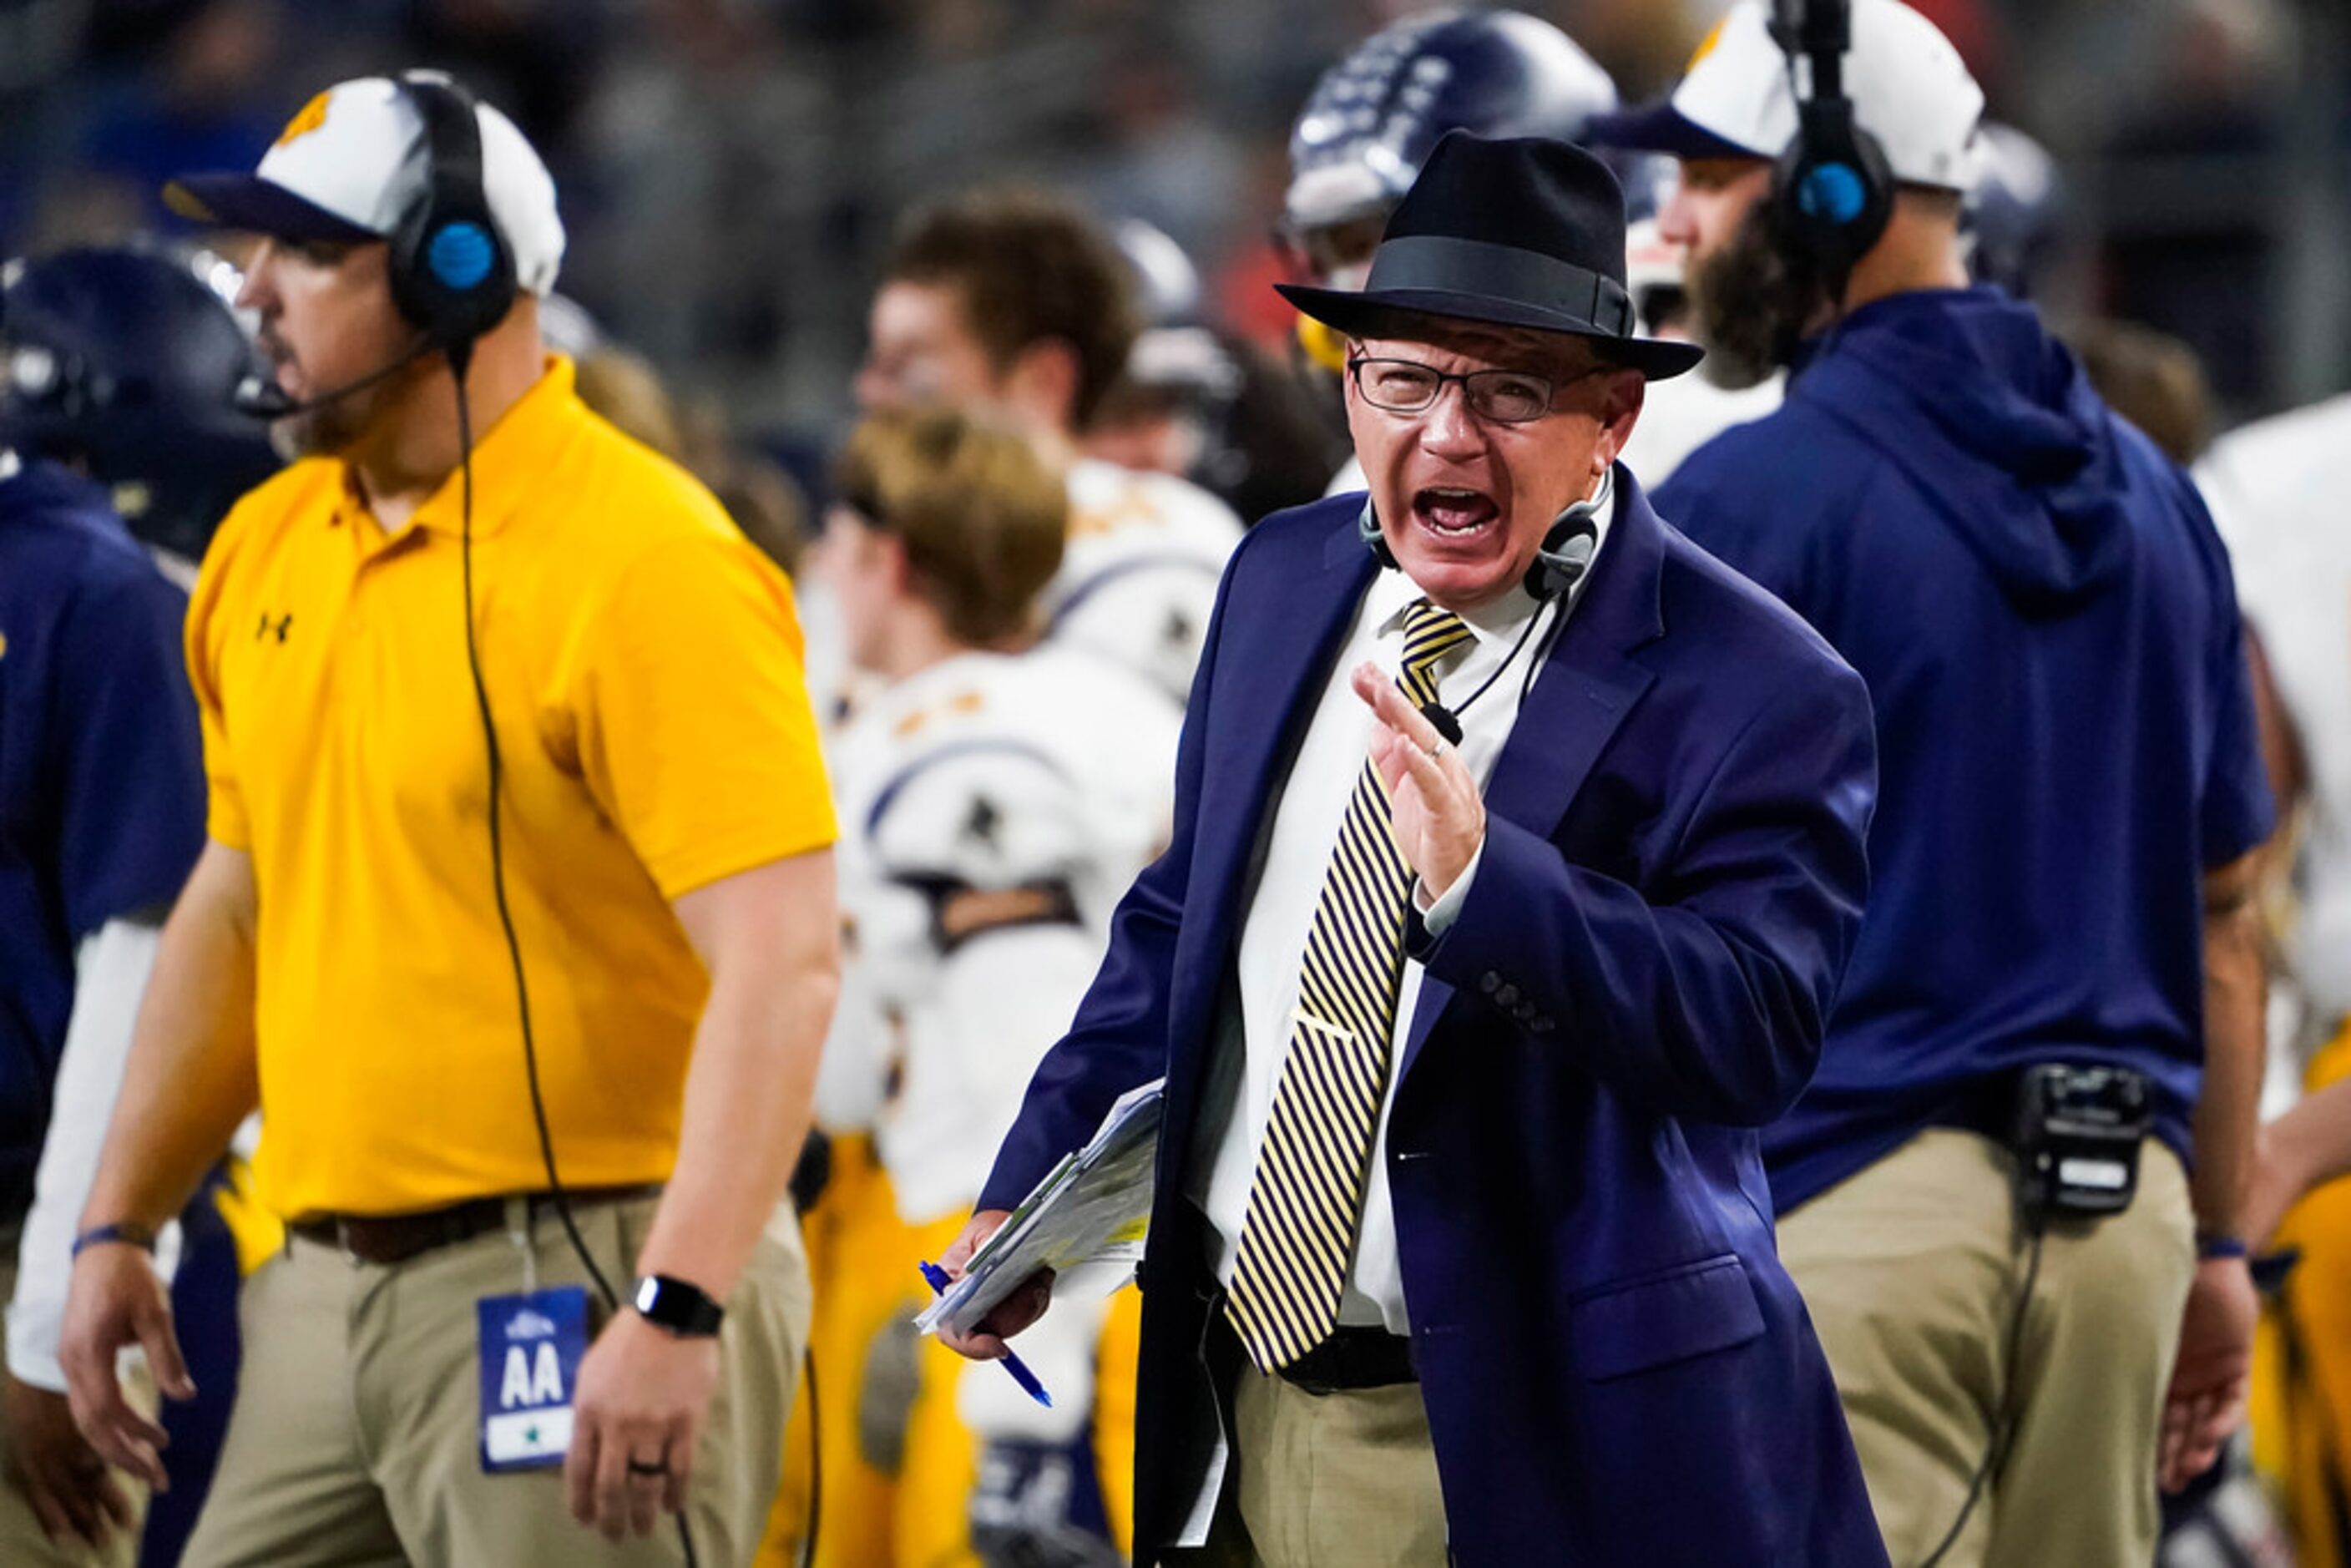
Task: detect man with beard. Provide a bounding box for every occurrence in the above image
[1610,174,1788,485]
[56,75,838,1565]
[1590,4,2273,1564]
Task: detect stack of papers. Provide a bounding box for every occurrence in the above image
[917,1078,1165,1338]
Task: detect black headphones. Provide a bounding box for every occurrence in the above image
[1764,0,1894,295]
[1358,475,1605,603]
[387,73,515,365]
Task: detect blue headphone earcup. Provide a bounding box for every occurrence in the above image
[386,76,518,352]
[426,221,498,292]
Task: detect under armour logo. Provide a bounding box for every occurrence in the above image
[960,796,1003,851]
[255,612,293,643]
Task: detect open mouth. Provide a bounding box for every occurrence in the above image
[1412,486,1500,539]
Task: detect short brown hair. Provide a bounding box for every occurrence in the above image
[883,190,1141,432]
[832,410,1068,646]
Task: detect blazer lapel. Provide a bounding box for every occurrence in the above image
[1187,502,1378,984]
[1398,466,1670,1080]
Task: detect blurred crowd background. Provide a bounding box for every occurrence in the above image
[5,0,2350,472]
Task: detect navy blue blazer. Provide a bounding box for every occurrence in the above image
[980,468,1888,1565]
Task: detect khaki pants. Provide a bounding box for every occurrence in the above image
[1185,1324,1446,1568]
[1777,1127,2196,1568]
[182,1192,810,1568]
[0,1216,152,1567]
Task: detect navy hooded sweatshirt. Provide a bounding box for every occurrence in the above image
[1658,286,2273,1212]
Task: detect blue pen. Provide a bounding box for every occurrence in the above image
[918,1260,1052,1408]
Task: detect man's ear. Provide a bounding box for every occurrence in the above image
[1592,371,1646,471]
[1004,337,1082,433]
[878,529,916,597]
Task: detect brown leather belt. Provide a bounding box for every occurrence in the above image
[289,1184,662,1267]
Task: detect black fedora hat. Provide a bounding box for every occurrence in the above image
[1277,131,1705,380]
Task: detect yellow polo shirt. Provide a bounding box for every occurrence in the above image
[188,357,835,1219]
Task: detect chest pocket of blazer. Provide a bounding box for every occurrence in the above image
[1567,1253,1765,1382]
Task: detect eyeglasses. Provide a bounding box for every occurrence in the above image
[1346,356,1601,424]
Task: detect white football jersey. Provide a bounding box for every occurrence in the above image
[2198,394,2351,1024]
[1046,458,1242,708]
[823,647,1181,1230]
[1620,368,1786,489]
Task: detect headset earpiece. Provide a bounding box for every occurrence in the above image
[1358,497,1399,569]
[1524,470,1609,601]
[1766,2,1895,296]
[387,73,515,366]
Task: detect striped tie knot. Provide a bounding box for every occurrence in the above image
[1398,600,1474,707]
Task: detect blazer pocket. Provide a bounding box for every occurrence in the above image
[1567,1253,1765,1383]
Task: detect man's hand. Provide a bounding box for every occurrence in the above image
[566,1308,721,1542]
[2160,1255,2258,1492]
[1354,663,1484,901]
[58,1244,192,1492]
[3,1374,135,1550]
[936,1210,1055,1363]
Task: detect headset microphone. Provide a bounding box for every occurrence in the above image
[1359,468,1611,743]
[230,338,437,419]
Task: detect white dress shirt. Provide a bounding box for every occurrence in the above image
[1186,484,1615,1336]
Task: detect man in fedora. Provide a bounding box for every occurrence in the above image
[933,132,1888,1566]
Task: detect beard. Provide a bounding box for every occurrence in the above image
[1685,206,1829,390]
[281,395,373,463]
[269,361,412,460]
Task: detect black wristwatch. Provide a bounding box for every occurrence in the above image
[631,1274,725,1338]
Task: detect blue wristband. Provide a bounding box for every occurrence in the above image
[2197,1233,2248,1261]
[70,1222,158,1260]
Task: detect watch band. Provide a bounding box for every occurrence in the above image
[2196,1233,2249,1262]
[632,1273,725,1338]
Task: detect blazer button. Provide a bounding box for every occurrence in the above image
[1494,983,1520,1008]
[1479,971,1502,995]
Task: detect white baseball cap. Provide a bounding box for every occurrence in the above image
[165,74,565,296]
[1584,0,1984,193]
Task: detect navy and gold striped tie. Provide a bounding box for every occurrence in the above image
[1226,599,1476,1373]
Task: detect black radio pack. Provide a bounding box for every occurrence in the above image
[2009,1064,2152,1220]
